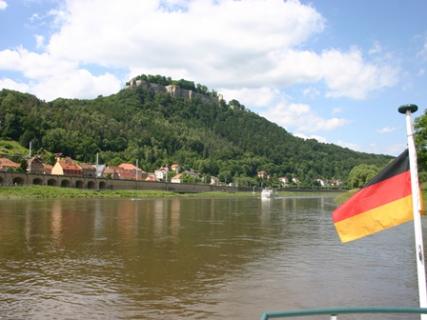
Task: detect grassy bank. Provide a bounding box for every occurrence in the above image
[0,185,257,200]
[0,186,339,200]
[0,186,174,199]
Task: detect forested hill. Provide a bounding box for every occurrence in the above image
[0,76,391,186]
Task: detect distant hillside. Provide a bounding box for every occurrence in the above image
[0,76,392,186]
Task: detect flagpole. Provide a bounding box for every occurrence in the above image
[399,104,427,317]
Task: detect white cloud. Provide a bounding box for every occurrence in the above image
[48,0,324,66]
[0,48,121,100]
[31,70,121,101]
[320,49,398,99]
[294,133,327,143]
[220,87,279,108]
[262,101,348,133]
[0,47,77,79]
[0,78,30,92]
[44,0,394,98]
[331,141,403,156]
[333,140,361,151]
[292,134,400,155]
[0,0,399,101]
[377,126,396,134]
[218,85,348,135]
[0,0,7,10]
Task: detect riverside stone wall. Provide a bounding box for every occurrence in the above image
[0,172,238,193]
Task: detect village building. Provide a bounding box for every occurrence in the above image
[315,178,326,187]
[154,166,169,181]
[27,156,45,174]
[43,164,53,174]
[210,176,219,186]
[95,164,105,178]
[103,166,120,179]
[329,179,343,187]
[51,157,82,176]
[0,157,20,172]
[278,177,289,187]
[292,177,300,185]
[117,163,145,180]
[257,170,269,179]
[145,173,156,182]
[79,163,97,178]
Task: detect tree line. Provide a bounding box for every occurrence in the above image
[0,76,392,187]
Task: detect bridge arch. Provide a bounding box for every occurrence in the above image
[33,178,43,185]
[99,181,106,190]
[75,180,84,188]
[87,181,96,189]
[0,176,3,186]
[12,177,24,186]
[47,178,57,186]
[61,179,70,187]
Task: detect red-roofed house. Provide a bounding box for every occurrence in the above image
[0,158,20,171]
[118,163,145,180]
[43,164,53,174]
[51,157,82,176]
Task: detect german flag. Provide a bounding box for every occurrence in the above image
[333,149,414,243]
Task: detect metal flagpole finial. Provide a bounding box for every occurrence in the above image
[399,104,418,114]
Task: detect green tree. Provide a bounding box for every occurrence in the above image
[0,81,392,183]
[347,164,379,189]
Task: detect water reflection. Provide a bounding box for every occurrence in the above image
[0,196,422,319]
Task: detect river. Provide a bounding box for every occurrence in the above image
[0,196,422,319]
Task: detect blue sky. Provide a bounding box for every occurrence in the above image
[0,0,426,156]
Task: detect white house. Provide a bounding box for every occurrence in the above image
[278,177,289,187]
[154,166,169,181]
[210,176,219,186]
[315,178,325,187]
[292,177,300,185]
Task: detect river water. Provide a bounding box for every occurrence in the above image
[0,196,422,319]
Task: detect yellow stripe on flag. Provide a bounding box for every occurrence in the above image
[334,195,413,243]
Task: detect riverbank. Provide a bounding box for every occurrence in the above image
[0,185,339,200]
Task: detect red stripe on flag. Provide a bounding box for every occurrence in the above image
[332,171,411,223]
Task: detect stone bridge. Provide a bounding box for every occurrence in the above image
[0,172,238,193]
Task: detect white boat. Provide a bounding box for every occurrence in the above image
[261,188,274,199]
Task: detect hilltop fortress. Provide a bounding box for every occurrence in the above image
[125,75,223,103]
